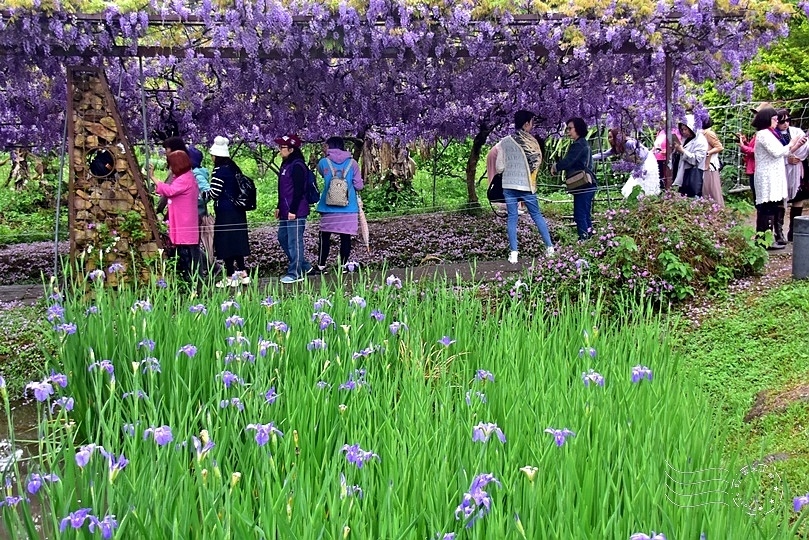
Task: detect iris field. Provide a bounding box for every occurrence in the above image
[1,272,806,539]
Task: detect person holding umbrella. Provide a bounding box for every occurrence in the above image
[311,136,364,275]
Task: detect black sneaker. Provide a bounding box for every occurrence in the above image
[308,266,327,276]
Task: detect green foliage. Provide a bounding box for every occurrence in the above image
[745,16,809,101]
[360,184,425,214]
[0,302,52,397]
[120,211,147,243]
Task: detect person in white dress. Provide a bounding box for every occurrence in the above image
[752,106,808,249]
[593,129,660,197]
[774,109,809,242]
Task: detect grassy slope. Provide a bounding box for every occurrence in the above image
[672,280,809,500]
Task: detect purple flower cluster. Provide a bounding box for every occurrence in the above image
[465,391,486,406]
[189,304,207,315]
[219,397,245,411]
[339,369,367,391]
[131,299,152,313]
[370,309,385,321]
[454,473,501,527]
[267,320,289,333]
[631,365,653,383]
[582,369,605,387]
[220,300,240,312]
[219,370,244,389]
[348,296,366,309]
[475,370,495,383]
[258,339,280,357]
[60,509,118,539]
[225,315,245,329]
[339,473,363,499]
[312,311,336,331]
[307,338,327,351]
[89,360,114,376]
[341,443,379,468]
[27,472,60,494]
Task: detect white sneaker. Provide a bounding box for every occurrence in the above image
[237,271,251,285]
[508,251,519,264]
[546,246,555,257]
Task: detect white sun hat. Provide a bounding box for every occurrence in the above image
[209,136,230,157]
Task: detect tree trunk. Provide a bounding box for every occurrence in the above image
[465,124,491,210]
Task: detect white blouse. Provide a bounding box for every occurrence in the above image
[753,129,790,205]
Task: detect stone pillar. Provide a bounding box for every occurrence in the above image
[67,67,162,286]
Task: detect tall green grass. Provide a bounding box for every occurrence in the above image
[2,275,805,539]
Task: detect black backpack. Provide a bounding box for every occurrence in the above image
[295,163,320,205]
[230,172,257,211]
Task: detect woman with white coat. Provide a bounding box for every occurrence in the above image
[671,114,708,197]
[774,109,809,243]
[593,129,660,197]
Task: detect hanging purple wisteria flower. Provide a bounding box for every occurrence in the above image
[189,304,207,315]
[220,300,240,312]
[88,514,118,539]
[795,493,809,512]
[143,425,174,446]
[245,422,284,446]
[265,387,279,404]
[389,321,408,335]
[59,508,93,532]
[438,336,456,347]
[341,443,379,468]
[544,428,576,447]
[218,370,244,389]
[472,422,506,444]
[386,274,402,289]
[454,473,501,527]
[307,339,327,351]
[177,344,197,358]
[631,365,653,383]
[582,369,605,387]
[225,315,245,329]
[27,472,60,494]
[475,370,495,383]
[370,309,385,321]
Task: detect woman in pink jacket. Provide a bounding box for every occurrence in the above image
[156,150,202,281]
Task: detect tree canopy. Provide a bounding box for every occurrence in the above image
[0,0,798,151]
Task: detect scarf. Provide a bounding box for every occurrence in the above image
[512,130,543,172]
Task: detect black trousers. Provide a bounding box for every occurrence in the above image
[176,245,204,281]
[318,232,351,266]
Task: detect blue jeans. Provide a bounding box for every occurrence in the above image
[278,218,312,278]
[573,190,595,239]
[502,189,553,251]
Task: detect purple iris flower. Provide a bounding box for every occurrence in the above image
[472,422,506,444]
[138,338,156,351]
[307,339,327,351]
[341,443,379,468]
[88,269,105,282]
[316,381,331,389]
[220,300,240,312]
[189,304,207,315]
[544,428,576,447]
[50,397,74,414]
[265,387,279,404]
[631,365,653,383]
[227,335,250,347]
[192,436,215,461]
[131,299,152,312]
[219,398,244,411]
[352,347,375,360]
[258,339,279,357]
[122,424,135,436]
[371,309,385,321]
[85,305,99,316]
[26,381,54,402]
[219,370,244,388]
[475,370,495,382]
[75,444,104,468]
[246,422,284,446]
[46,304,65,322]
[225,315,245,329]
[579,347,597,358]
[156,278,168,288]
[339,473,364,499]
[629,533,667,540]
[267,321,289,333]
[122,390,147,399]
[437,336,456,347]
[313,298,332,311]
[0,496,24,507]
[386,274,402,289]
[178,344,197,358]
[582,369,605,387]
[108,262,125,274]
[54,323,77,335]
[349,296,366,308]
[104,453,128,482]
[27,472,60,494]
[89,360,115,375]
[144,425,173,446]
[141,357,161,373]
[261,297,277,308]
[437,534,456,540]
[88,515,119,539]
[454,473,501,527]
[312,312,336,330]
[339,369,367,391]
[465,391,487,406]
[795,494,809,512]
[389,321,408,335]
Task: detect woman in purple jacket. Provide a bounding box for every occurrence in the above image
[274,134,313,284]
